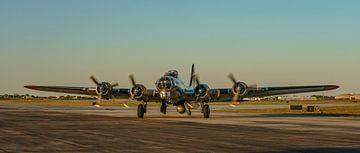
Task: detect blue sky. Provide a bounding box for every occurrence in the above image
[0,0,359,95]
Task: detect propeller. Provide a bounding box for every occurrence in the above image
[227,73,250,102]
[97,86,102,104]
[90,75,100,85]
[129,74,136,87]
[194,74,210,101]
[129,74,146,99]
[189,64,195,87]
[90,75,119,87]
[228,73,237,85]
[90,75,118,104]
[232,86,241,102]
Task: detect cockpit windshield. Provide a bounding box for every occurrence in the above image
[165,70,178,78]
[156,77,173,90]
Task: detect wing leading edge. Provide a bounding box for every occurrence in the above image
[209,85,339,101]
[247,85,339,97]
[24,85,98,96]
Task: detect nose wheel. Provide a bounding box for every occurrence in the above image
[160,102,167,114]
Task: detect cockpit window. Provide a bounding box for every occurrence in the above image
[156,77,173,90]
[165,70,178,78]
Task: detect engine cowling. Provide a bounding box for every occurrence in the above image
[194,84,211,101]
[232,82,248,97]
[95,82,114,99]
[130,84,146,100]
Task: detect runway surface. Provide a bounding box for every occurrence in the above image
[1,104,360,153]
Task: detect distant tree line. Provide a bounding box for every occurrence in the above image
[311,95,335,100]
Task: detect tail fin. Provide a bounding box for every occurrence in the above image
[189,64,195,87]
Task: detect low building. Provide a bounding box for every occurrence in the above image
[335,94,353,100]
[277,95,317,101]
[353,94,360,100]
[335,94,360,101]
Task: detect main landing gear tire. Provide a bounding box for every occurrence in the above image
[203,104,210,118]
[137,104,145,118]
[160,103,167,114]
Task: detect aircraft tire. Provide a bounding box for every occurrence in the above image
[203,104,210,118]
[137,104,145,118]
[160,103,167,114]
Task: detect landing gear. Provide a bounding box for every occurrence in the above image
[186,109,191,116]
[137,104,145,118]
[203,104,210,118]
[200,102,205,113]
[185,103,191,116]
[160,102,167,114]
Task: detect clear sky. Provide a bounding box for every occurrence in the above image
[0,0,359,96]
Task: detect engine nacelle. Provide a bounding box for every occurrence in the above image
[96,82,113,99]
[130,84,147,100]
[194,84,211,101]
[232,82,248,97]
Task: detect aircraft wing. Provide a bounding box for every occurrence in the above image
[210,85,339,101]
[24,85,152,100]
[24,85,99,96]
[246,85,339,97]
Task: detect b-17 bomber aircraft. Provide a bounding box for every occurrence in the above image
[24,64,339,118]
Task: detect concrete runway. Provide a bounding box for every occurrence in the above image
[1,104,360,153]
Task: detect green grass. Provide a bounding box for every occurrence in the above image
[321,106,360,114]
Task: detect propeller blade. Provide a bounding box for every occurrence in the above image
[232,92,239,102]
[129,74,136,87]
[90,75,100,85]
[189,64,195,87]
[111,83,119,87]
[233,85,240,102]
[228,73,237,84]
[97,87,102,103]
